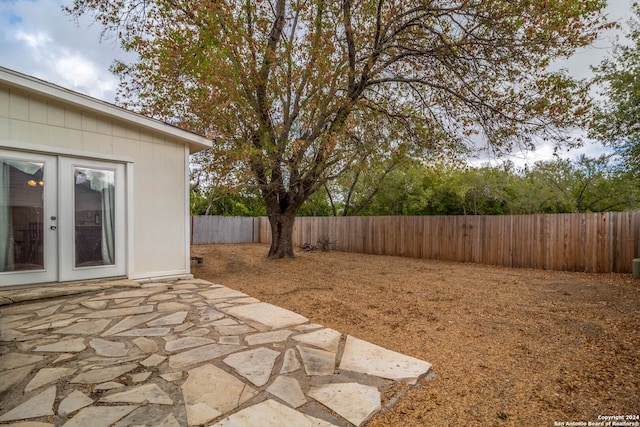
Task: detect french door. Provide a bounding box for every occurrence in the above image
[0,151,57,285]
[0,150,125,286]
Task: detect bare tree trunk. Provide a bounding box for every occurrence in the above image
[267,212,296,258]
[325,184,337,217]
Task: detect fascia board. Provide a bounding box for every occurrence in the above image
[0,67,212,153]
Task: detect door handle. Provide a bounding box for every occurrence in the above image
[50,226,57,230]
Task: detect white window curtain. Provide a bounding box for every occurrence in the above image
[77,169,115,265]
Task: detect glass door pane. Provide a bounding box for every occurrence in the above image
[74,167,116,268]
[0,159,45,272]
[0,150,57,287]
[59,157,125,282]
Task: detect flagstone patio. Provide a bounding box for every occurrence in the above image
[0,279,432,426]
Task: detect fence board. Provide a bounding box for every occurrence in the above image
[193,212,640,273]
[191,216,260,244]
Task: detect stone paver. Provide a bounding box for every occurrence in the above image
[0,353,44,370]
[181,363,258,425]
[0,280,432,426]
[57,390,93,416]
[222,302,309,329]
[88,338,127,357]
[60,405,137,427]
[339,335,433,384]
[223,346,280,387]
[69,363,138,384]
[0,365,34,393]
[212,399,335,427]
[267,375,307,408]
[0,385,56,422]
[297,345,336,376]
[293,328,341,352]
[281,347,302,374]
[32,338,86,353]
[308,383,381,426]
[24,368,76,392]
[99,383,173,405]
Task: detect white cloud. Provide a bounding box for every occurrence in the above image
[476,1,636,167]
[6,26,119,100]
[0,0,634,165]
[0,0,131,102]
[552,1,633,79]
[54,52,117,99]
[469,138,616,170]
[14,30,52,50]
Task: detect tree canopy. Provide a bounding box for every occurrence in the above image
[196,156,640,217]
[591,3,640,174]
[300,155,640,216]
[68,0,610,257]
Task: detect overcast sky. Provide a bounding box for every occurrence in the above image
[0,0,635,166]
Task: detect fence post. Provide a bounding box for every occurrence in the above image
[633,259,640,279]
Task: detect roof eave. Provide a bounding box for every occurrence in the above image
[0,67,213,154]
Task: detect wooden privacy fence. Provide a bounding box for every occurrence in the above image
[191,216,260,244]
[256,212,640,273]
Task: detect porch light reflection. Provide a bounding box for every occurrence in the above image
[27,179,44,187]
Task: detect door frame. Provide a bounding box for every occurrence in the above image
[0,147,130,286]
[58,157,126,282]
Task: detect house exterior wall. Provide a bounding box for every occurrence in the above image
[0,83,192,281]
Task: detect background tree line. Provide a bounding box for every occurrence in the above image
[192,154,640,217]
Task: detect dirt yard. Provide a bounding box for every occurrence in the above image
[191,243,640,427]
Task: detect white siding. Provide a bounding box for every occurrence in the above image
[0,85,193,281]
